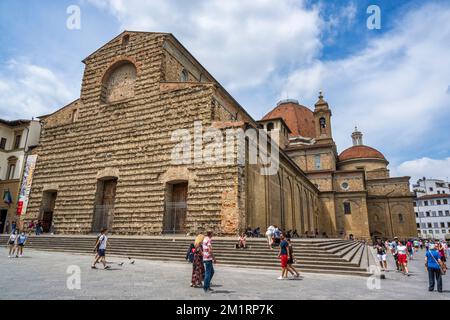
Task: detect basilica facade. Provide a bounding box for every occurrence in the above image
[24,31,416,240]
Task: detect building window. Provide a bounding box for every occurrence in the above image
[266,122,274,131]
[415,212,418,217]
[429,187,433,192]
[437,200,441,205]
[7,164,15,180]
[315,155,321,169]
[121,34,130,47]
[14,134,21,149]
[416,223,420,228]
[432,211,437,217]
[441,222,446,228]
[398,214,404,223]
[434,222,439,228]
[427,223,432,228]
[424,201,428,206]
[0,137,6,150]
[442,230,446,234]
[444,199,448,205]
[72,109,79,123]
[343,202,351,214]
[445,210,450,216]
[439,211,443,216]
[341,182,349,190]
[180,69,189,82]
[447,222,450,228]
[413,201,417,207]
[426,212,430,217]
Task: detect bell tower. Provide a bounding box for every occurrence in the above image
[313,91,333,145]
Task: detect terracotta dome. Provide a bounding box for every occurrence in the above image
[262,100,316,138]
[339,145,386,162]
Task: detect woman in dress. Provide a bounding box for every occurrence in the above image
[191,234,205,288]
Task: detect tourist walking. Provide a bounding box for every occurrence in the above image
[396,240,410,276]
[286,238,300,278]
[413,239,419,253]
[425,243,444,292]
[191,234,205,288]
[91,228,110,270]
[265,225,275,249]
[390,238,400,271]
[273,226,282,247]
[7,231,18,258]
[202,231,216,293]
[277,233,289,280]
[407,240,414,260]
[375,239,388,271]
[16,232,28,257]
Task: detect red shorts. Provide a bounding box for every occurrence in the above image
[398,254,407,264]
[280,254,288,268]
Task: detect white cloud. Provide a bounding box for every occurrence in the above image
[392,157,450,185]
[86,0,323,91]
[0,60,74,120]
[282,3,450,156]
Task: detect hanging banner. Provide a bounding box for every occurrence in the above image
[17,154,38,216]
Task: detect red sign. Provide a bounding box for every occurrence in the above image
[17,200,23,216]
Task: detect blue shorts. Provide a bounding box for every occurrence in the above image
[98,249,106,257]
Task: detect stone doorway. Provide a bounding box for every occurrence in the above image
[40,191,57,233]
[92,178,117,233]
[0,209,7,233]
[163,181,188,234]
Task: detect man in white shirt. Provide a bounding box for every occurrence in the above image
[91,228,110,270]
[203,231,216,293]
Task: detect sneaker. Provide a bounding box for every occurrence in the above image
[277,276,284,280]
[8,255,11,258]
[104,266,111,270]
[91,266,97,269]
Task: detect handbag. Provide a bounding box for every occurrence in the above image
[428,250,445,275]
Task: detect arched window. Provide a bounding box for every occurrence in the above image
[180,69,189,82]
[121,34,130,47]
[101,61,137,103]
[398,213,404,223]
[319,117,326,128]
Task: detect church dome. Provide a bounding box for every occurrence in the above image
[339,145,386,162]
[262,99,316,138]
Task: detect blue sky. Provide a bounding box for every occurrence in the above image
[0,0,449,183]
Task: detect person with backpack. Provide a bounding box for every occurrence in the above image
[265,225,275,249]
[7,231,18,258]
[91,228,110,270]
[425,243,444,292]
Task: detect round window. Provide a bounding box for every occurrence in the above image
[341,182,349,190]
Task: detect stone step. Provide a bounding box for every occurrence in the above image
[0,235,370,276]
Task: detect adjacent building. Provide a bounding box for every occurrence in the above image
[413,178,450,240]
[22,31,416,239]
[0,119,41,233]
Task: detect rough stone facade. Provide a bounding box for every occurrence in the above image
[24,31,415,240]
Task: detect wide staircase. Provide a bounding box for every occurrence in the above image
[0,235,374,277]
